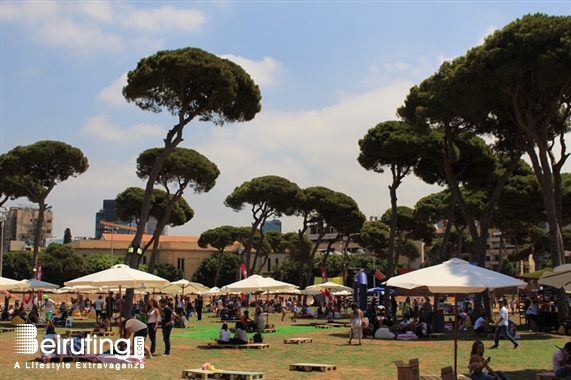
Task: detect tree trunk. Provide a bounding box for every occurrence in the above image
[439,194,456,262]
[32,199,47,273]
[214,249,224,287]
[385,168,400,318]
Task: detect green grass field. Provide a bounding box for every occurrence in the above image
[0,312,565,379]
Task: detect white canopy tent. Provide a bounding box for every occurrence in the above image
[386,258,527,379]
[538,264,571,292]
[0,276,22,291]
[305,282,353,293]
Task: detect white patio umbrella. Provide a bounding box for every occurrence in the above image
[221,275,298,325]
[305,281,353,293]
[386,258,528,378]
[65,264,170,334]
[0,276,22,291]
[160,279,209,295]
[331,290,352,296]
[16,278,60,291]
[538,264,571,292]
[221,274,298,293]
[202,287,222,296]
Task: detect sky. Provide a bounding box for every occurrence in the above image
[1,1,570,240]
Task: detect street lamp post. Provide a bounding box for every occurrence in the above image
[104,226,118,268]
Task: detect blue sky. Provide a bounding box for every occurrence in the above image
[1,1,570,239]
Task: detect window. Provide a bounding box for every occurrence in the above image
[486,256,490,261]
[177,258,185,271]
[267,260,271,272]
[142,256,147,265]
[275,258,279,265]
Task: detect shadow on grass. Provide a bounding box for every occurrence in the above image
[503,368,551,380]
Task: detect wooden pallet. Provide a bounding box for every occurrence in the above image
[201,343,271,350]
[0,328,15,333]
[289,363,337,372]
[260,328,276,333]
[182,369,265,379]
[326,323,350,328]
[420,376,470,380]
[92,331,116,337]
[65,329,93,337]
[314,325,333,329]
[175,325,196,329]
[284,338,313,344]
[428,333,445,339]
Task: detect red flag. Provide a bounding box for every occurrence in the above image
[319,264,327,283]
[239,262,248,279]
[320,288,332,306]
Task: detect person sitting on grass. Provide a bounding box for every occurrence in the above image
[95,315,110,332]
[229,322,248,344]
[474,314,489,337]
[552,342,571,378]
[217,323,231,344]
[240,310,255,332]
[27,306,41,324]
[469,340,510,380]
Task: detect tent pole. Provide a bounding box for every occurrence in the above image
[454,293,458,380]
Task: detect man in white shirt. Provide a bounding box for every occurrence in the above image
[491,299,519,349]
[473,314,489,336]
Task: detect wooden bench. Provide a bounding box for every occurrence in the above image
[200,343,271,350]
[314,324,333,329]
[182,368,265,379]
[289,363,337,372]
[536,372,564,380]
[65,329,93,337]
[428,333,445,339]
[284,338,313,344]
[326,323,349,328]
[0,328,15,333]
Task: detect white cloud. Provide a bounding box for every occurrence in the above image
[19,65,41,77]
[220,55,283,87]
[120,5,208,32]
[1,2,207,56]
[97,73,128,106]
[81,115,166,142]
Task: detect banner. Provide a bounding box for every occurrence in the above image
[239,262,248,279]
[36,260,42,280]
[319,264,327,283]
[320,288,332,306]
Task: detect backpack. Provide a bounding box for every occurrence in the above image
[253,333,263,343]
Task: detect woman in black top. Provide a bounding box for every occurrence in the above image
[159,298,176,356]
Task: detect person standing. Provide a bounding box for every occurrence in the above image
[159,298,176,356]
[44,296,55,321]
[105,292,114,319]
[94,296,104,322]
[491,299,519,349]
[348,303,364,345]
[195,295,203,321]
[147,299,160,356]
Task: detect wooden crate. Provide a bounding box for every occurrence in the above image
[289,363,337,372]
[283,338,313,344]
[181,369,265,380]
[202,343,271,350]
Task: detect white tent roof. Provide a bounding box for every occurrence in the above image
[0,276,22,291]
[386,258,527,293]
[305,282,353,292]
[65,264,169,289]
[538,264,571,291]
[220,275,298,293]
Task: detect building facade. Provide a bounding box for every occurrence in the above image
[5,205,54,251]
[94,199,164,239]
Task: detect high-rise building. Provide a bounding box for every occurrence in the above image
[95,199,164,239]
[6,205,54,250]
[262,219,282,233]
